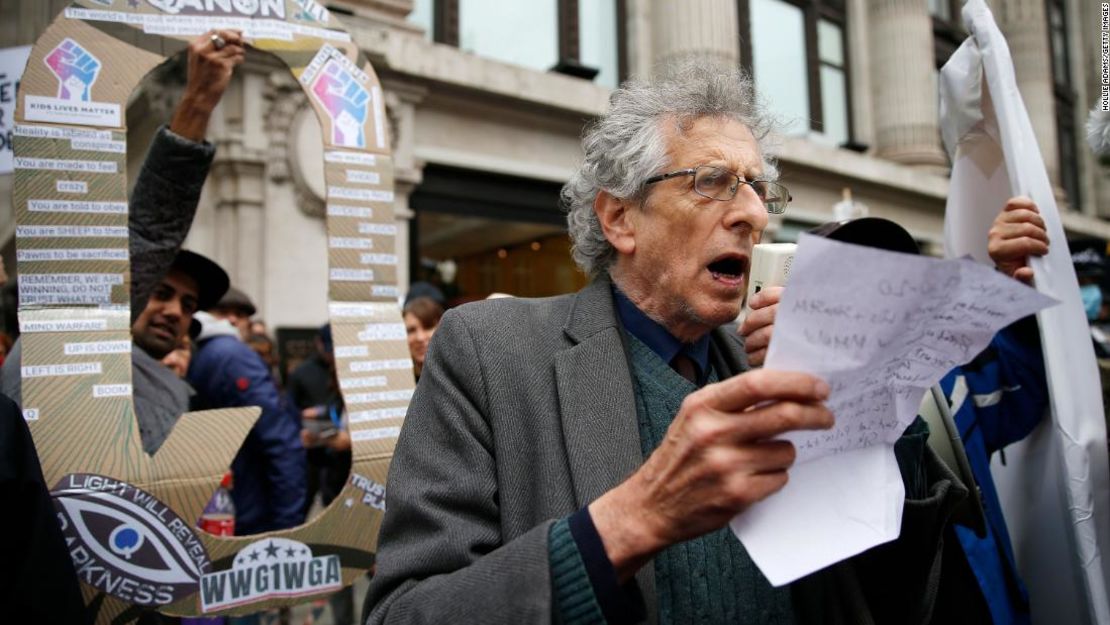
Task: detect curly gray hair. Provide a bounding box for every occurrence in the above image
[562,60,777,278]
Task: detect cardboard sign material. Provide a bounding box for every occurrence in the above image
[14,1,403,621]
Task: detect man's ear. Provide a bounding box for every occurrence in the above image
[594,191,636,255]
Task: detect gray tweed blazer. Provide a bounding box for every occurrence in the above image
[365,277,965,625]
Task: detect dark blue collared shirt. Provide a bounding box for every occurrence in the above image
[612,286,711,385]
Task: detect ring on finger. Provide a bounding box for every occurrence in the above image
[210,33,227,50]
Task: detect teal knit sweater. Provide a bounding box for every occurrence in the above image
[550,334,794,624]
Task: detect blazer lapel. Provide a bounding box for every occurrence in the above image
[555,278,657,623]
[554,290,752,504]
[555,279,642,506]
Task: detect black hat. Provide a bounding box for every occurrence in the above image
[1070,242,1106,279]
[404,281,446,307]
[214,286,257,316]
[170,250,230,311]
[808,217,920,256]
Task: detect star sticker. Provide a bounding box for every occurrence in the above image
[285,547,297,558]
[248,550,260,562]
[128,0,141,7]
[264,541,280,559]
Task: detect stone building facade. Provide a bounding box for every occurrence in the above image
[0,0,1106,335]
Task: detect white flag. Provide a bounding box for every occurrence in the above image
[938,0,1110,623]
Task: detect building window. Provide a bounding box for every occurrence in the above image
[407,0,625,88]
[410,0,434,40]
[1048,0,1080,208]
[817,19,849,145]
[579,0,621,88]
[739,0,854,147]
[459,1,558,72]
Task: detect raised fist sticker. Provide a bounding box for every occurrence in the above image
[45,38,101,102]
[311,59,369,149]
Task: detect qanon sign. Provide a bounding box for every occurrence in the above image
[13,0,407,621]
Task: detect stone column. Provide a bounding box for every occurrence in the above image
[997,0,1061,187]
[648,0,740,69]
[392,182,415,293]
[1092,156,1110,220]
[206,61,274,308]
[867,0,947,171]
[624,0,654,78]
[209,155,267,302]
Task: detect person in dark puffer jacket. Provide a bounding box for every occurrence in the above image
[188,309,306,534]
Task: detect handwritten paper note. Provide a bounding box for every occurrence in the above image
[731,233,1056,586]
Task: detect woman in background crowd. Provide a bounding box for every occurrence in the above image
[402,296,444,381]
[247,332,281,387]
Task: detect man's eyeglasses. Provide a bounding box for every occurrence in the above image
[643,165,792,214]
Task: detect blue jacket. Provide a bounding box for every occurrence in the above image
[188,315,306,535]
[940,318,1046,625]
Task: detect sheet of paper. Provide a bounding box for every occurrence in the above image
[731,233,1056,586]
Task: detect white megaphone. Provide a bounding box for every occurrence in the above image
[739,242,796,322]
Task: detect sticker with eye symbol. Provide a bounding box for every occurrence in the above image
[51,473,212,607]
[108,524,144,559]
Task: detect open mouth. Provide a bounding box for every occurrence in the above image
[708,255,748,282]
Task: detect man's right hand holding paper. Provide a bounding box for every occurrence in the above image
[588,368,834,583]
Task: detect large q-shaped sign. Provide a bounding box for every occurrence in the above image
[13,1,407,621]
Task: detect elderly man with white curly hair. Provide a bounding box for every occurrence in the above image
[363,62,966,625]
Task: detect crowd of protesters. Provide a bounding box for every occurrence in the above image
[0,27,1107,625]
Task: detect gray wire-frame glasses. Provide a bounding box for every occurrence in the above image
[644,165,792,214]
